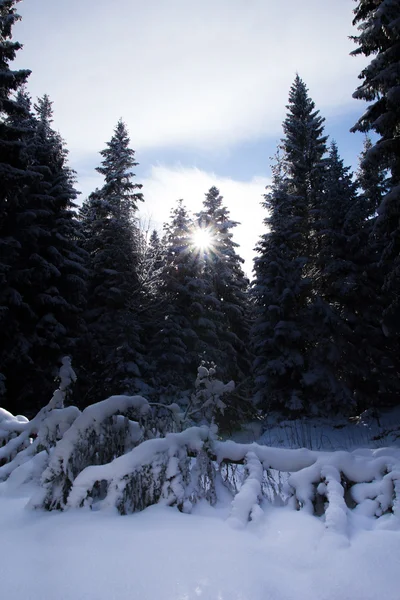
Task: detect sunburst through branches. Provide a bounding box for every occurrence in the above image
[191,226,213,251]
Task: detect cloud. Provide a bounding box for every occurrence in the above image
[15,0,366,155]
[139,165,270,276]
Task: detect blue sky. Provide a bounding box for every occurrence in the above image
[14,0,367,273]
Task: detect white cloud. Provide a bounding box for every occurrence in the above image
[138,165,269,276]
[15,0,366,155]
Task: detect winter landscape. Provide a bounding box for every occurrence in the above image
[1,0,400,599]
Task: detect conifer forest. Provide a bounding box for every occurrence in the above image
[2,3,400,599]
[1,0,399,429]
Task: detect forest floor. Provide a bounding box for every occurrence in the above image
[1,409,400,600]
[232,406,400,451]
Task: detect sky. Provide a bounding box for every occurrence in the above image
[14,0,367,274]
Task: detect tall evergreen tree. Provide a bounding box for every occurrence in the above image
[79,120,145,404]
[308,142,363,412]
[357,136,389,221]
[252,157,309,412]
[0,6,86,414]
[195,186,251,386]
[149,200,201,395]
[1,92,87,414]
[0,0,33,407]
[352,136,400,407]
[252,76,328,414]
[351,0,400,333]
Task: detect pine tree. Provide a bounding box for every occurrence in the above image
[308,142,361,412]
[1,7,85,414]
[79,120,145,404]
[357,136,389,221]
[195,186,251,387]
[0,0,34,411]
[352,137,400,408]
[149,200,201,395]
[252,76,328,414]
[1,92,87,414]
[351,0,400,333]
[24,95,87,410]
[252,157,309,412]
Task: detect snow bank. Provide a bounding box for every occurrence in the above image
[0,358,80,483]
[64,426,211,513]
[34,394,156,510]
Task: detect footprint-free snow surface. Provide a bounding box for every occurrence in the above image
[1,489,400,600]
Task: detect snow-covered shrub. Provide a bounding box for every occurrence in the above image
[0,357,80,483]
[186,363,235,425]
[146,401,183,437]
[227,452,264,528]
[0,409,29,455]
[36,395,151,510]
[47,426,212,514]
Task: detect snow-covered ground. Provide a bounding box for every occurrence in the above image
[234,407,400,451]
[2,386,400,600]
[1,484,400,600]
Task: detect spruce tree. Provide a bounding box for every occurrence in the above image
[79,120,145,404]
[195,186,251,386]
[1,7,84,414]
[252,76,328,414]
[308,142,362,412]
[149,200,201,395]
[352,137,400,408]
[1,92,87,414]
[252,157,310,412]
[0,0,34,411]
[24,95,87,410]
[351,0,400,333]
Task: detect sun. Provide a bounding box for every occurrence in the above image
[191,227,213,251]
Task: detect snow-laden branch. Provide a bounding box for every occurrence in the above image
[38,426,212,514]
[34,394,151,510]
[0,357,79,483]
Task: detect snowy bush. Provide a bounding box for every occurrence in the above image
[53,426,215,514]
[35,394,151,510]
[2,360,400,534]
[0,408,29,455]
[0,357,80,484]
[185,363,235,425]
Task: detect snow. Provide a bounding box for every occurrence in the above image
[64,426,209,511]
[254,408,400,451]
[1,487,400,600]
[2,392,400,599]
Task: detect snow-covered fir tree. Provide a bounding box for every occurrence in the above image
[308,141,364,413]
[10,94,87,414]
[79,120,146,405]
[252,76,328,414]
[0,5,86,415]
[0,0,34,412]
[149,200,201,395]
[195,187,251,382]
[252,156,310,413]
[350,137,400,408]
[351,0,400,335]
[194,187,252,423]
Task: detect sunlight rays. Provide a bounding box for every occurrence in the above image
[191,226,213,251]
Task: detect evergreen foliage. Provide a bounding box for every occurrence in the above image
[13,95,87,413]
[0,0,34,412]
[79,121,145,404]
[149,200,201,394]
[252,76,328,414]
[308,142,362,412]
[1,1,400,422]
[0,5,86,416]
[351,0,400,333]
[196,187,251,385]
